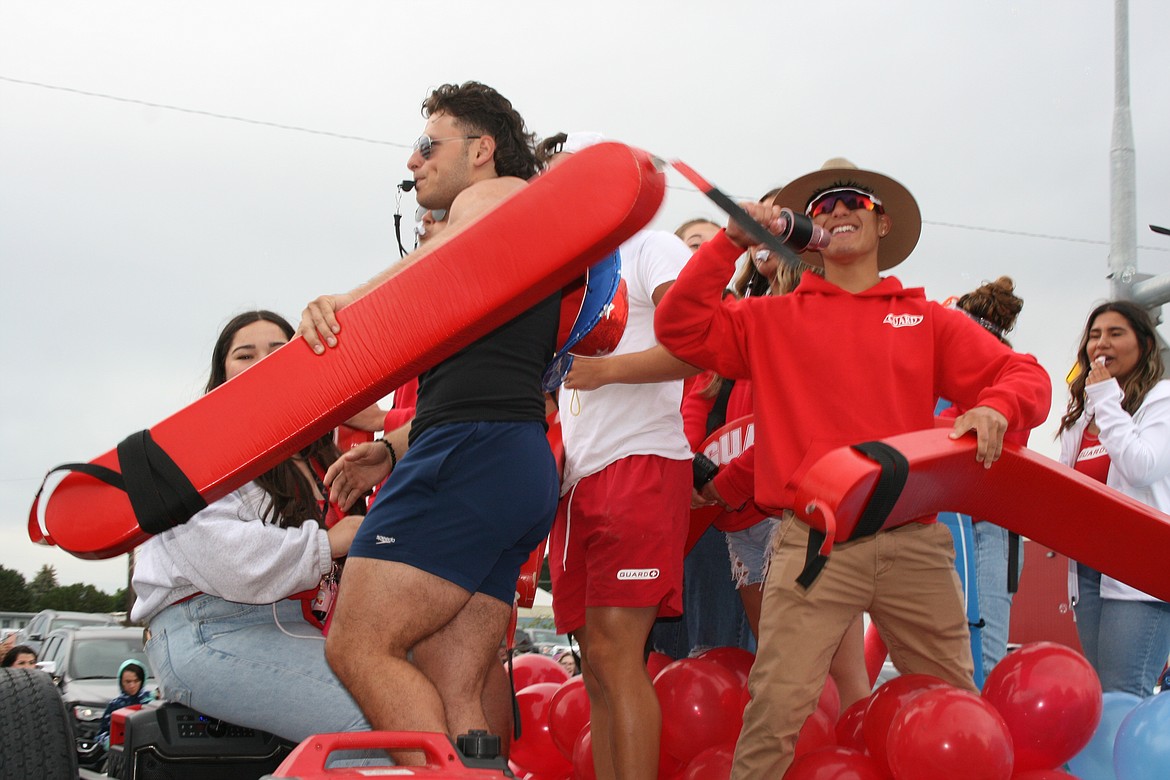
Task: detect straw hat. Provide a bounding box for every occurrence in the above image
[773,158,921,270]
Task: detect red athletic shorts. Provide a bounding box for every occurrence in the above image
[549,454,691,634]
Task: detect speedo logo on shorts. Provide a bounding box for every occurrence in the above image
[616,568,660,581]
[375,535,396,545]
[883,313,923,328]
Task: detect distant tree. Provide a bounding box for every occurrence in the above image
[0,565,31,611]
[110,587,130,617]
[40,583,114,613]
[28,565,59,609]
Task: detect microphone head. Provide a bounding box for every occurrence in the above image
[807,224,831,252]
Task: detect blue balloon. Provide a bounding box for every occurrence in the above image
[1114,692,1170,780]
[1066,692,1141,780]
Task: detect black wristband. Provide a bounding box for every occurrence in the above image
[381,438,397,471]
[692,452,719,491]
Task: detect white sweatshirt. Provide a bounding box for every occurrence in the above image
[1059,379,1170,602]
[130,481,333,623]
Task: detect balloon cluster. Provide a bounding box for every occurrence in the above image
[505,642,1168,780]
[507,646,845,780]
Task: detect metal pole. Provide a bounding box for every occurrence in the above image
[1109,0,1138,300]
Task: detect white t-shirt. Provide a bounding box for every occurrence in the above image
[558,230,694,493]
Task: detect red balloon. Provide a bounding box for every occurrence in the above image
[548,677,591,760]
[653,658,743,762]
[571,727,595,780]
[698,646,755,687]
[981,642,1102,772]
[794,707,837,759]
[1011,772,1078,779]
[511,683,573,778]
[681,743,734,780]
[886,688,1014,780]
[512,653,571,691]
[835,697,869,752]
[818,673,841,722]
[862,674,950,774]
[658,733,687,780]
[647,651,673,681]
[785,747,886,780]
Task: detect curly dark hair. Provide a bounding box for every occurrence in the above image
[535,132,568,168]
[1059,300,1165,434]
[423,82,537,181]
[954,276,1023,347]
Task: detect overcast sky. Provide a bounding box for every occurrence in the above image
[2,1,1169,593]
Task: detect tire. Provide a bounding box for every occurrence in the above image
[105,746,125,780]
[0,668,79,780]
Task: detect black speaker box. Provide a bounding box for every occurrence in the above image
[108,703,295,780]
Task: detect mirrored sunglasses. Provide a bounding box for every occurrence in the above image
[413,134,483,160]
[806,187,883,219]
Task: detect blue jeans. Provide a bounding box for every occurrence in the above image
[973,523,1022,677]
[649,525,754,658]
[146,595,369,742]
[726,517,781,588]
[1075,565,1170,697]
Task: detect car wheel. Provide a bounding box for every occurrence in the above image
[0,668,79,780]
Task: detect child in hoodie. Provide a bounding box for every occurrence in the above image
[97,659,155,748]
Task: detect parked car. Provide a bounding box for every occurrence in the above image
[15,609,121,654]
[527,628,578,657]
[36,625,151,771]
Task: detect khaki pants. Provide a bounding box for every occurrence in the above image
[731,515,977,779]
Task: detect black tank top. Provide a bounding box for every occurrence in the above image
[410,292,559,444]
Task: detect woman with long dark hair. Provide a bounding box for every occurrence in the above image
[130,310,370,740]
[1058,300,1170,697]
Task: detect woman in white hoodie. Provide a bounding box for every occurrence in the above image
[1058,300,1170,697]
[131,311,369,740]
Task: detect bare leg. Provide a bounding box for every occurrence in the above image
[325,558,473,759]
[413,593,512,739]
[738,583,764,639]
[577,606,660,780]
[828,613,871,710]
[481,656,513,756]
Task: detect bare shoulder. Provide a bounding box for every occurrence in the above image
[449,176,527,224]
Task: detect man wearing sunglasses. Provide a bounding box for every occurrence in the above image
[298,82,560,759]
[655,158,1051,778]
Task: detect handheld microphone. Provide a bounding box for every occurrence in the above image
[776,208,831,253]
[668,159,830,268]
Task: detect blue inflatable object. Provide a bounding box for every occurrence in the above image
[1113,691,1170,780]
[1066,691,1141,780]
[541,249,622,392]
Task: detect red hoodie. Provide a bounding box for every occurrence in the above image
[655,230,1051,516]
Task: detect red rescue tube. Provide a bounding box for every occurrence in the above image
[685,415,755,554]
[34,142,665,559]
[794,427,1170,601]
